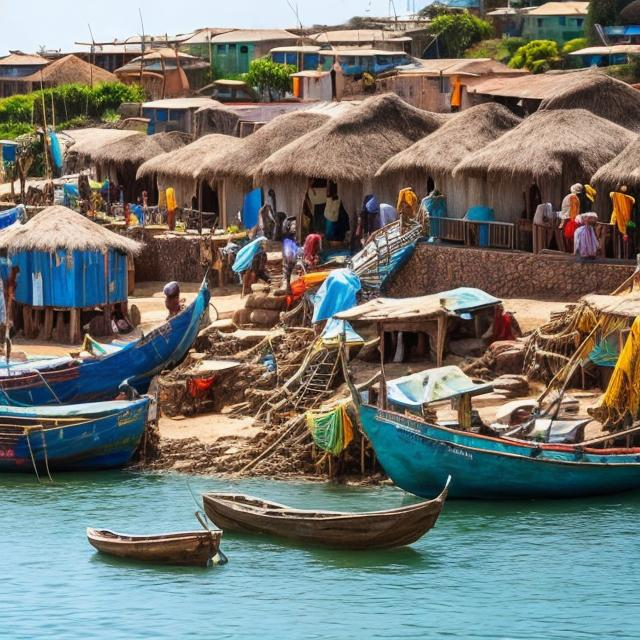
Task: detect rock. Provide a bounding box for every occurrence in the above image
[492,374,529,398]
[449,338,486,358]
[492,342,526,375]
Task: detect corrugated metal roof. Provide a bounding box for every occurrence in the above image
[465,71,586,100]
[210,29,299,43]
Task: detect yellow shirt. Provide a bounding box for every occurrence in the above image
[610,191,635,234]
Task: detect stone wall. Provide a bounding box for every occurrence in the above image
[387,243,636,300]
[133,232,206,283]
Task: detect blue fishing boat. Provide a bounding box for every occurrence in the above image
[0,397,150,473]
[0,282,210,405]
[358,403,640,499]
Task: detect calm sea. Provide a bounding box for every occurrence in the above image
[1,471,638,639]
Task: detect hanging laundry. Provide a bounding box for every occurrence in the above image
[306,402,354,455]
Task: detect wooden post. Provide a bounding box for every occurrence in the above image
[69,309,82,344]
[42,308,53,341]
[458,393,472,430]
[436,312,448,368]
[379,322,387,410]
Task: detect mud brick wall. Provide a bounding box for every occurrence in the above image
[133,233,206,283]
[387,243,636,300]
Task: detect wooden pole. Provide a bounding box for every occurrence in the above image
[379,322,387,409]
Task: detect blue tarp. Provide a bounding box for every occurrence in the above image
[0,204,25,229]
[321,318,364,345]
[464,205,495,247]
[312,268,361,324]
[387,366,492,409]
[48,132,63,169]
[232,237,265,274]
[14,248,127,308]
[440,287,501,315]
[242,188,262,229]
[1,142,17,163]
[63,183,79,207]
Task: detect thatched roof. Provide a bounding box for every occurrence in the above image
[376,103,521,179]
[21,54,117,85]
[136,133,243,181]
[68,129,142,161]
[453,109,636,184]
[0,206,142,255]
[201,111,330,182]
[92,131,191,167]
[256,94,447,183]
[591,137,640,192]
[538,70,640,132]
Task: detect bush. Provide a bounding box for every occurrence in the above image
[427,12,494,58]
[508,40,560,73]
[562,38,588,55]
[465,37,528,63]
[0,82,146,127]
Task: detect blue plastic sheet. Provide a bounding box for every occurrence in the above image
[464,206,495,247]
[1,142,17,163]
[312,268,361,323]
[232,237,265,274]
[48,132,63,169]
[321,318,364,345]
[14,249,128,307]
[0,205,25,230]
[242,188,263,229]
[63,183,79,207]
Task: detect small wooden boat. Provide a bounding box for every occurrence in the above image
[86,527,223,567]
[202,480,448,550]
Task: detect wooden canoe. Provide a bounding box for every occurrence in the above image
[86,527,223,567]
[202,480,448,550]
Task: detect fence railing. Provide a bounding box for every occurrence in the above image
[427,216,516,250]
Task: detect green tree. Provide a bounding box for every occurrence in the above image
[427,12,494,58]
[508,40,560,73]
[562,37,588,54]
[418,2,453,19]
[245,58,295,101]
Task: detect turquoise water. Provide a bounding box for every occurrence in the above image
[1,471,639,640]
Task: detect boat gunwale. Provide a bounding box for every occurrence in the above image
[369,404,640,468]
[202,483,449,522]
[86,527,222,544]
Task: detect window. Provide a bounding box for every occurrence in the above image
[216,44,226,54]
[537,18,544,27]
[240,45,248,54]
[577,18,584,26]
[558,16,566,26]
[228,44,236,52]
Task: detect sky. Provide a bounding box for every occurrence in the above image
[0,0,418,56]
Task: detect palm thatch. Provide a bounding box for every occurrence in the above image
[454,108,636,220]
[0,206,142,255]
[592,137,640,195]
[136,134,243,181]
[20,54,117,85]
[92,131,191,168]
[201,111,329,182]
[376,103,521,179]
[256,93,447,183]
[68,129,142,162]
[538,70,640,132]
[454,109,635,184]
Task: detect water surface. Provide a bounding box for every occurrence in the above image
[1,472,638,639]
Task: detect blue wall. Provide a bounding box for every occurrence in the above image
[14,249,128,308]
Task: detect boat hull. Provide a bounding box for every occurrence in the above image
[359,404,640,499]
[202,487,447,550]
[87,528,222,567]
[0,398,149,472]
[0,284,209,405]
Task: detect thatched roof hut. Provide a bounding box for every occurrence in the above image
[256,93,446,218]
[538,70,640,132]
[137,134,245,224]
[21,54,117,86]
[0,206,141,340]
[92,131,191,167]
[453,108,636,220]
[376,103,521,217]
[201,111,330,182]
[0,206,141,255]
[591,137,640,197]
[67,129,141,164]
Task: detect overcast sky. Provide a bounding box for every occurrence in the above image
[0,0,419,55]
